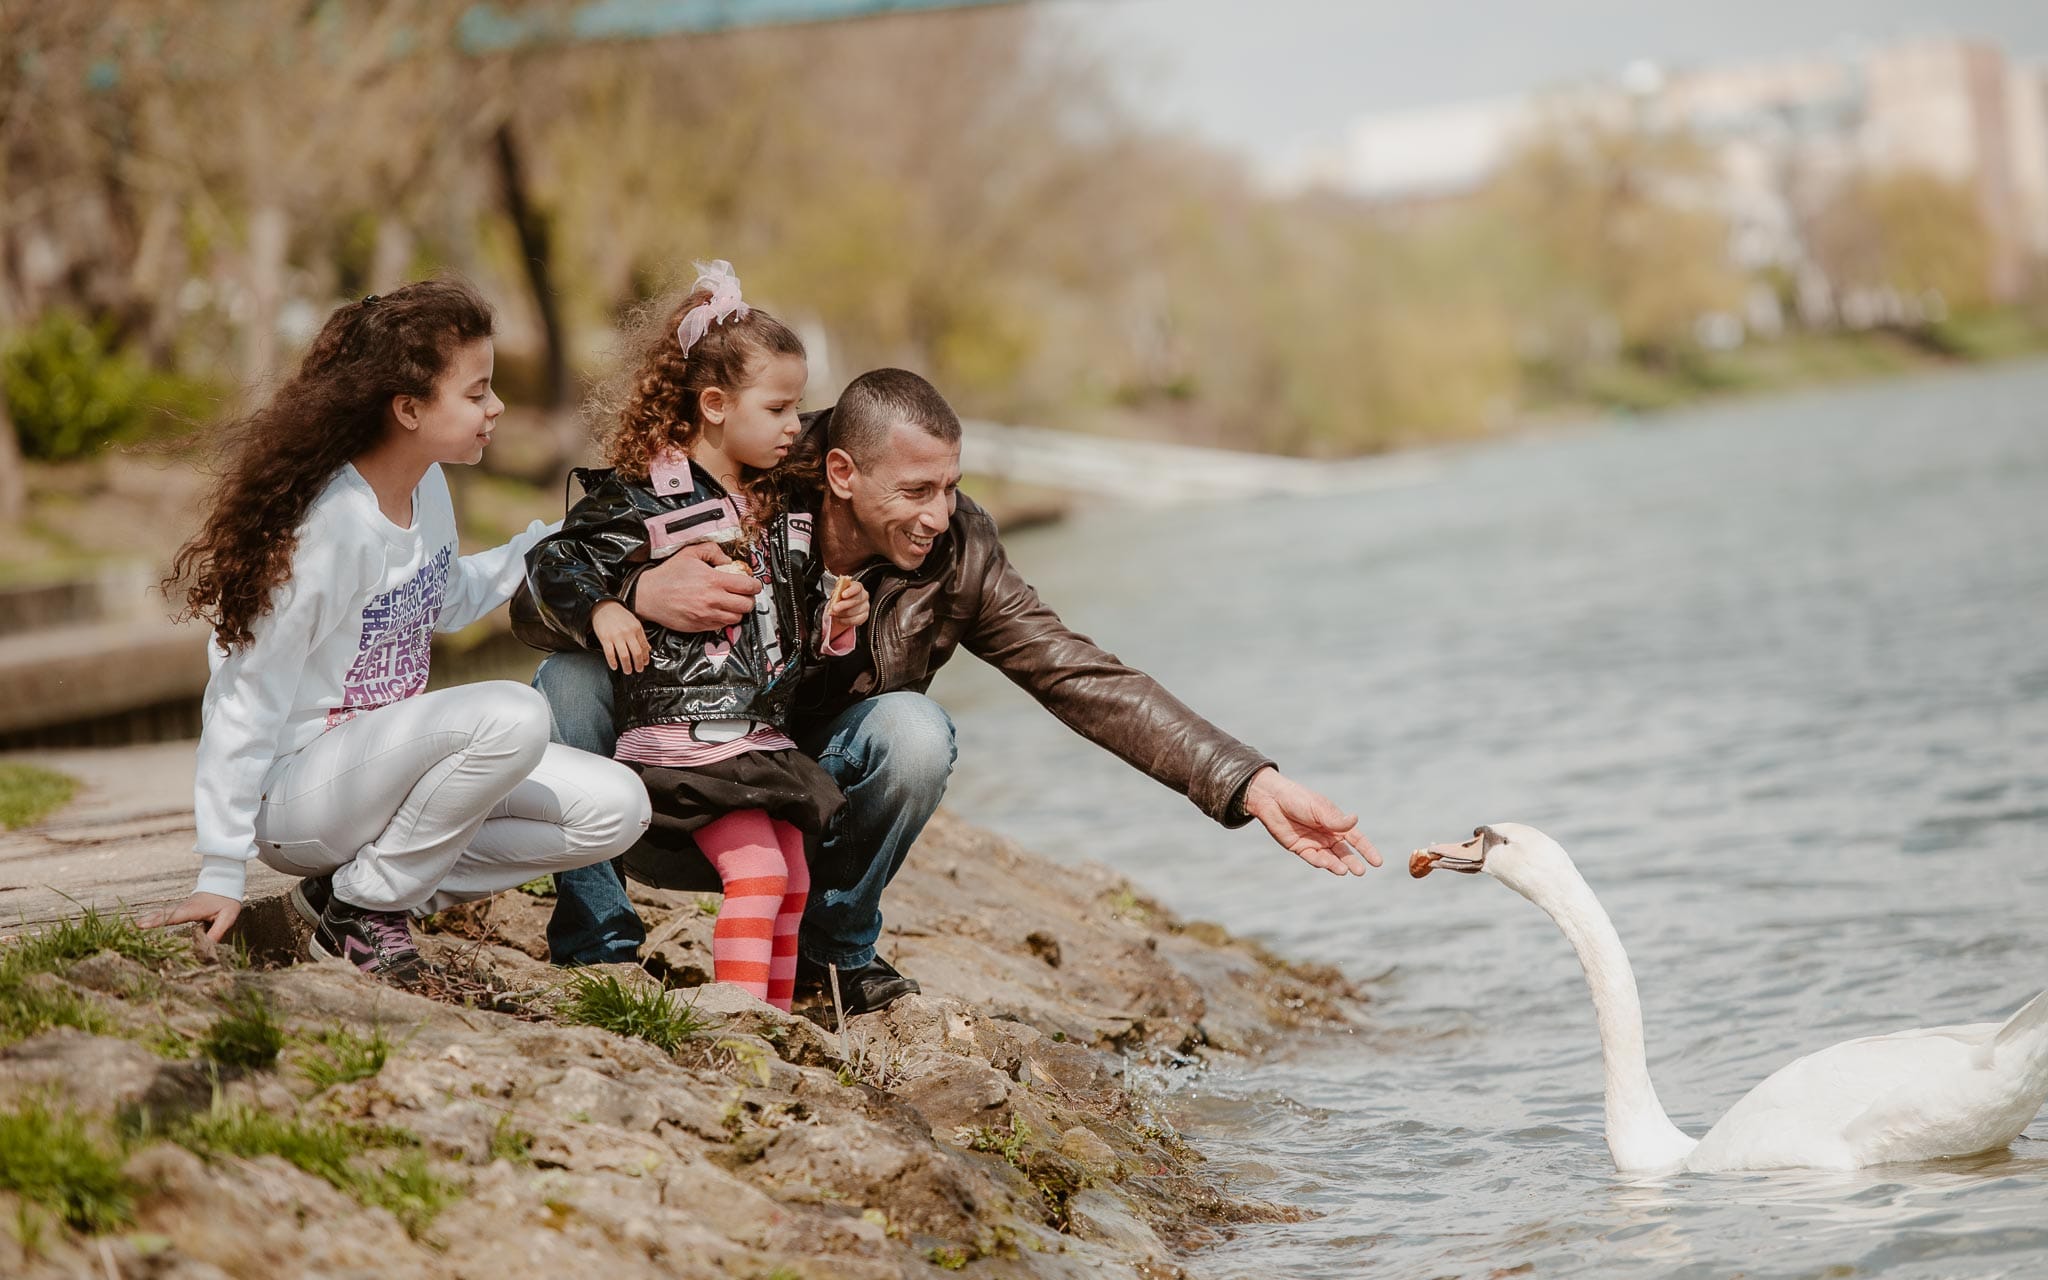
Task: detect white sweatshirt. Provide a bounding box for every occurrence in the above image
[191,463,557,901]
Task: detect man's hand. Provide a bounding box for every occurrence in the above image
[592,600,652,674]
[634,541,761,631]
[1242,767,1382,876]
[139,892,242,942]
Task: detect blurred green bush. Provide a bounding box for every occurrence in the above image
[0,312,215,461]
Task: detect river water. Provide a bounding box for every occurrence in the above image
[931,362,2048,1279]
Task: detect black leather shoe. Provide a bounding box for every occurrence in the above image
[797,954,921,1016]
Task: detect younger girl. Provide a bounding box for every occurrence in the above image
[146,279,651,981]
[526,261,865,1010]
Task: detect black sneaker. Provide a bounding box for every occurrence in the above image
[311,897,424,983]
[797,954,920,1016]
[289,873,333,929]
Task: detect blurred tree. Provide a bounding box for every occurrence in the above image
[1806,172,1994,315]
[1484,113,1745,375]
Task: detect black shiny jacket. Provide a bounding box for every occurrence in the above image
[522,461,825,734]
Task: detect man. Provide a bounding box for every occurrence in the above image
[522,369,1380,1013]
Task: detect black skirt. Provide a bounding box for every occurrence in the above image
[621,748,845,892]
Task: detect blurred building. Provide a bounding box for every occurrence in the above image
[1294,37,2048,305]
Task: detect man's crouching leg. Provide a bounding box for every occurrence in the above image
[796,692,956,1011]
[534,649,649,966]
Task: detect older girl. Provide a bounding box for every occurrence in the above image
[147,279,649,981]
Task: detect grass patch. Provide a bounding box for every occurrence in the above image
[295,1025,392,1090]
[963,1114,1032,1169]
[0,976,113,1047]
[171,1102,456,1238]
[352,1150,464,1239]
[514,875,554,897]
[198,988,285,1071]
[488,1114,535,1165]
[0,905,187,978]
[0,762,76,830]
[0,1098,135,1233]
[172,1102,362,1185]
[0,907,192,1047]
[556,970,712,1054]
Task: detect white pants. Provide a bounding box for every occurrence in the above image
[252,681,650,915]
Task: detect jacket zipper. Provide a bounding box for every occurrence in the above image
[868,573,909,691]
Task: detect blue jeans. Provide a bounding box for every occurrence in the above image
[532,651,956,969]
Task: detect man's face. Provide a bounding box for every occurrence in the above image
[833,420,962,570]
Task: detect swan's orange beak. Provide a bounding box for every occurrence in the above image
[1409,827,1495,878]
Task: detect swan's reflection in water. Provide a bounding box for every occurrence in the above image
[1601,1143,2048,1271]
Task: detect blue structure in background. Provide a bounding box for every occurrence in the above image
[460,0,1019,50]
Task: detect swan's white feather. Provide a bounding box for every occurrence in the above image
[1686,1020,2037,1170]
[1469,824,2048,1174]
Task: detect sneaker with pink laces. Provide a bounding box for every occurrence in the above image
[311,896,424,983]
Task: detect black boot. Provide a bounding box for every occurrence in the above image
[797,954,920,1016]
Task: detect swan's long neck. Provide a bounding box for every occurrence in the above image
[1506,859,1698,1173]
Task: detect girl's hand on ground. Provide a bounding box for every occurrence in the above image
[826,577,869,633]
[592,601,652,674]
[139,892,242,942]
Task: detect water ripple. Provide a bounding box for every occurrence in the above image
[937,364,2048,1279]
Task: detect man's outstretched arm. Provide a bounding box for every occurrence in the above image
[961,514,1379,876]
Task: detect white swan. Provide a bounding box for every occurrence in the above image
[1412,823,2048,1174]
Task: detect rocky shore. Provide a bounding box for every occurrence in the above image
[0,811,1365,1278]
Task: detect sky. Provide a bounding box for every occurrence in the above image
[1045,0,2048,175]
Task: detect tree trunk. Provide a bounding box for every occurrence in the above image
[371,216,414,292]
[493,121,567,411]
[243,203,289,382]
[0,392,27,528]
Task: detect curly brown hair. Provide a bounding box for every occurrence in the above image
[598,275,814,544]
[163,278,495,650]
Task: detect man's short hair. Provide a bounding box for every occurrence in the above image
[829,368,961,466]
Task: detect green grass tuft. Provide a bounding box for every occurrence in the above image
[172,1103,455,1239]
[198,988,285,1070]
[556,971,712,1054]
[173,1102,360,1184]
[295,1025,391,1090]
[0,905,188,978]
[964,1114,1033,1169]
[488,1114,535,1165]
[514,875,554,897]
[0,974,112,1047]
[354,1150,464,1239]
[0,763,76,830]
[0,1098,135,1233]
[0,908,188,1047]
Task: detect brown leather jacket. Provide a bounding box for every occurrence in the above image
[788,492,1272,827]
[511,430,1273,829]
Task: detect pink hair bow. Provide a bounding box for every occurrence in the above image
[675,259,751,356]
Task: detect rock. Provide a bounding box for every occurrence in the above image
[897,1061,1010,1128]
[532,1064,670,1132]
[0,1026,210,1119]
[0,805,1370,1278]
[64,949,152,995]
[1025,930,1062,967]
[1059,1126,1122,1178]
[673,982,842,1067]
[1066,1189,1172,1263]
